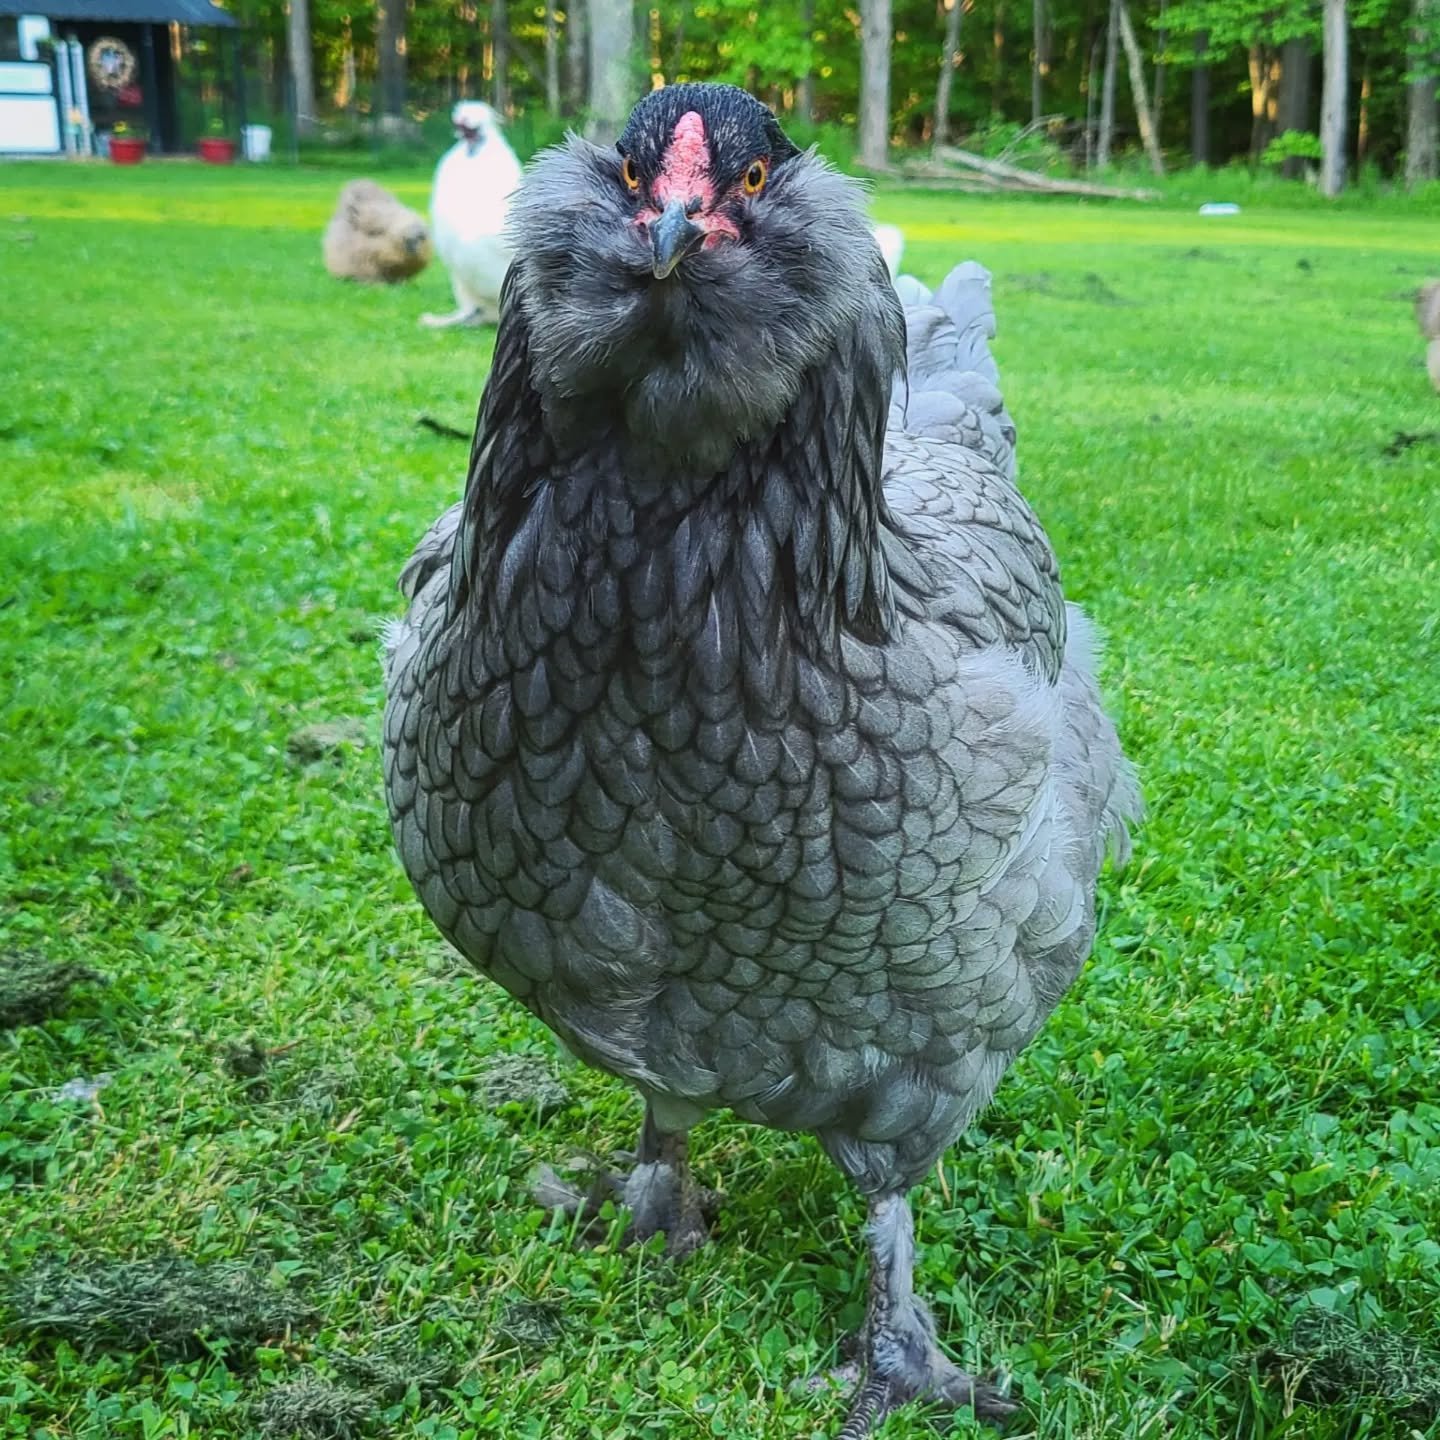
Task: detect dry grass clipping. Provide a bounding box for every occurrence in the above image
[1267,1308,1440,1420]
[254,1350,452,1439]
[4,1256,312,1354]
[255,1374,378,1440]
[0,951,101,1028]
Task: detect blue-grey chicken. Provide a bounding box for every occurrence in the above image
[383,83,1139,1436]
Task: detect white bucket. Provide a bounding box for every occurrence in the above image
[241,124,272,162]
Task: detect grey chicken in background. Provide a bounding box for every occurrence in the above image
[383,83,1139,1436]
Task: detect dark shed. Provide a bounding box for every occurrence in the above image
[0,0,241,156]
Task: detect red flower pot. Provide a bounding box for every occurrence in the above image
[110,136,147,164]
[199,137,236,164]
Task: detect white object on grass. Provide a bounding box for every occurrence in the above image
[242,124,272,162]
[423,100,524,329]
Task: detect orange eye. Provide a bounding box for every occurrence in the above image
[621,155,640,192]
[743,159,768,195]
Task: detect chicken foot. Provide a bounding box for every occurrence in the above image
[531,1104,717,1258]
[830,1193,1016,1437]
[419,305,497,329]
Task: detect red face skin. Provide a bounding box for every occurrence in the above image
[635,111,745,248]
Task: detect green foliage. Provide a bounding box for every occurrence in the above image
[2,165,1440,1440]
[1161,0,1317,56]
[960,117,1071,170]
[213,0,1439,179]
[1261,129,1324,168]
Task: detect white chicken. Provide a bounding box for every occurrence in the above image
[420,101,524,329]
[873,221,905,280]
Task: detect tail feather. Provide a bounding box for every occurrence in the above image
[890,263,1017,481]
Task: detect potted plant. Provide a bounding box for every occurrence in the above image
[109,120,147,164]
[198,117,236,165]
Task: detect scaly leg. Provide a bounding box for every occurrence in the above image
[532,1103,717,1258]
[832,1193,1015,1437]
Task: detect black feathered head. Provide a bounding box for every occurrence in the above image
[503,83,902,472]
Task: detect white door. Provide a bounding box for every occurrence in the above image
[0,59,61,154]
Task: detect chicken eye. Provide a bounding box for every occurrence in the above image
[621,155,641,192]
[743,159,768,195]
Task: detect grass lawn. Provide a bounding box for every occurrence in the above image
[2,160,1439,1440]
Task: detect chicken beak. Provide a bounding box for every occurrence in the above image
[650,198,704,280]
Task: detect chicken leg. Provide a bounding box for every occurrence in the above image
[420,275,498,329]
[832,1194,1016,1437]
[531,1103,716,1258]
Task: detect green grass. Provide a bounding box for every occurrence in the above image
[2,161,1438,1440]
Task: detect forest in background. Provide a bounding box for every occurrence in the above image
[225,0,1438,189]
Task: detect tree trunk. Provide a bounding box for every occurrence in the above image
[1191,29,1210,163]
[335,18,355,111]
[1153,0,1167,136]
[376,0,407,122]
[566,0,586,114]
[285,0,315,136]
[259,35,277,118]
[1085,29,1100,166]
[1031,0,1045,123]
[669,13,684,85]
[491,0,510,114]
[1407,0,1438,184]
[796,0,815,125]
[934,0,964,146]
[1117,0,1163,173]
[1247,44,1281,158]
[1355,59,1371,166]
[858,0,892,168]
[1319,0,1347,196]
[585,0,633,141]
[1277,37,1312,176]
[1097,0,1118,166]
[544,3,560,113]
[992,0,1005,114]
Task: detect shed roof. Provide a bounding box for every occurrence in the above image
[0,0,237,25]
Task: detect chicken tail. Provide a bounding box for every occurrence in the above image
[890,263,1017,482]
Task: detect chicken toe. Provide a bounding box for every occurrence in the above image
[531,1106,717,1258]
[830,1193,1015,1437]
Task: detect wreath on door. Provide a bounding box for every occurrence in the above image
[87,37,138,93]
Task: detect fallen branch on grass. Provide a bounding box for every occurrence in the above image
[928,146,1160,200]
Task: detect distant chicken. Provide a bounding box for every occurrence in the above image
[421,101,524,329]
[1418,279,1440,394]
[322,179,430,284]
[384,84,1139,1435]
[874,221,905,280]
